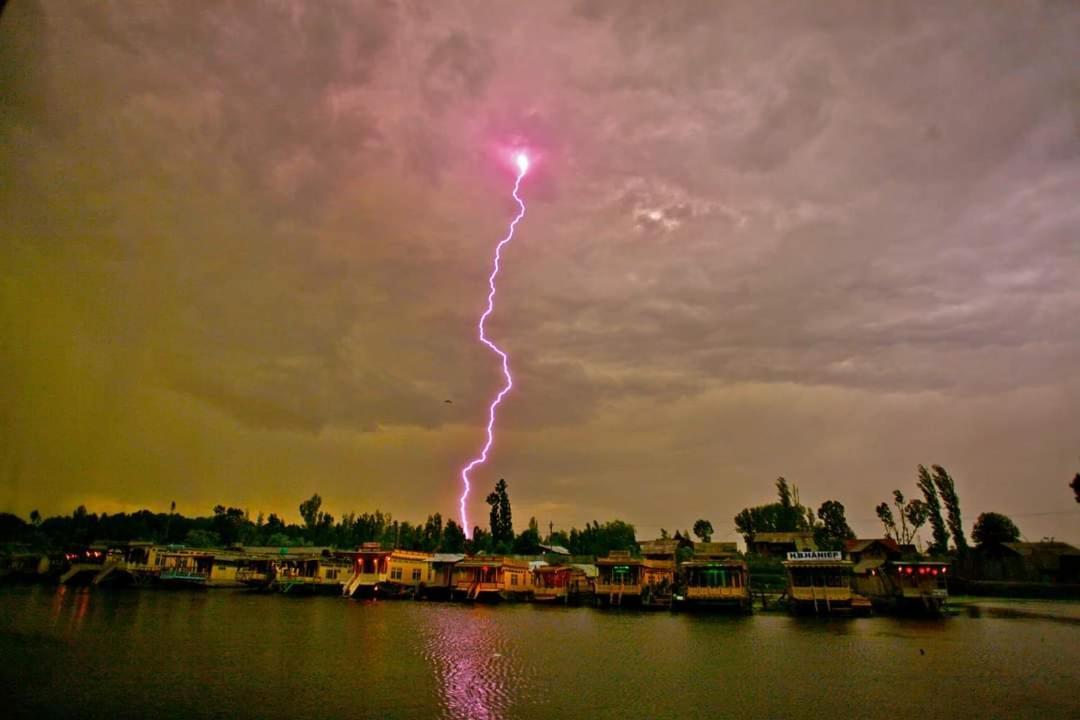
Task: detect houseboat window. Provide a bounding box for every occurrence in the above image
[411,568,422,581]
[391,568,403,580]
[792,571,811,587]
[612,566,631,584]
[826,574,844,587]
[812,573,826,587]
[510,574,518,586]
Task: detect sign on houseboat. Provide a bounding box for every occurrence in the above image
[786,551,842,561]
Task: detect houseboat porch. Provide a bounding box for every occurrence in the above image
[677,559,751,612]
[272,555,351,595]
[783,552,870,616]
[453,557,532,602]
[595,551,644,607]
[343,546,434,599]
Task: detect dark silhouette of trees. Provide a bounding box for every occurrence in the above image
[486,479,514,548]
[932,465,967,552]
[567,520,636,556]
[299,494,322,531]
[875,491,926,545]
[440,520,466,553]
[734,477,813,546]
[1071,473,1079,503]
[972,512,1021,548]
[693,519,714,542]
[815,500,855,550]
[875,502,897,540]
[513,517,542,554]
[916,465,950,554]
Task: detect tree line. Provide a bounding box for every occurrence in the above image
[0,478,639,558]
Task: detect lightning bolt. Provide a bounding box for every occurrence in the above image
[458,153,530,538]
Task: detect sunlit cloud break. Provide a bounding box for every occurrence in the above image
[458,153,530,537]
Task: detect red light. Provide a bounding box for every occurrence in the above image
[941,567,947,574]
[905,567,912,574]
[919,567,926,575]
[931,569,938,576]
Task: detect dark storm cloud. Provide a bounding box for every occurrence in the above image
[1,1,1078,541]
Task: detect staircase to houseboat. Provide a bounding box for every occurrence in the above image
[343,572,364,598]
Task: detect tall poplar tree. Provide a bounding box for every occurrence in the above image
[916,465,950,554]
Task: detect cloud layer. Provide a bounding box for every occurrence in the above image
[2,1,1078,541]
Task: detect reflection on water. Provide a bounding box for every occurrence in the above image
[423,607,511,720]
[0,586,1078,720]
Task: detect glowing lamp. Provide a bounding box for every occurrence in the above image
[941,567,947,574]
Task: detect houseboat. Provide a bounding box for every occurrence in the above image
[343,545,434,599]
[847,540,949,614]
[783,551,870,615]
[452,556,532,601]
[676,543,750,612]
[154,547,217,588]
[59,544,114,585]
[595,550,644,607]
[0,552,52,582]
[272,552,352,595]
[530,564,589,604]
[426,553,465,600]
[640,540,679,609]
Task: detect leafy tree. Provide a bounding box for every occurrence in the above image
[486,479,513,545]
[733,477,813,546]
[440,519,466,553]
[692,519,714,542]
[916,465,950,554]
[932,465,967,552]
[876,491,926,545]
[1071,473,1079,503]
[903,499,929,541]
[299,494,322,531]
[567,520,637,556]
[184,529,221,548]
[513,517,542,554]
[815,500,855,550]
[469,526,493,554]
[875,502,897,540]
[29,509,41,527]
[972,512,1021,548]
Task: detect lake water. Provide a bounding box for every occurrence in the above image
[1,585,1077,719]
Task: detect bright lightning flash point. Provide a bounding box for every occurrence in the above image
[457,152,530,538]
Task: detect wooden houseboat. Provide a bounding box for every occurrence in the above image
[1,552,51,582]
[452,557,532,601]
[783,551,870,615]
[640,539,679,609]
[426,553,465,600]
[595,550,644,607]
[676,543,750,612]
[343,545,434,599]
[272,552,351,595]
[847,540,949,614]
[155,548,217,588]
[531,564,592,604]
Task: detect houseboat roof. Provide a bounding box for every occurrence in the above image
[692,541,738,557]
[752,531,816,544]
[431,553,466,564]
[783,559,854,568]
[538,544,570,555]
[456,556,530,569]
[681,558,746,568]
[596,555,643,567]
[638,539,680,557]
[845,538,902,555]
